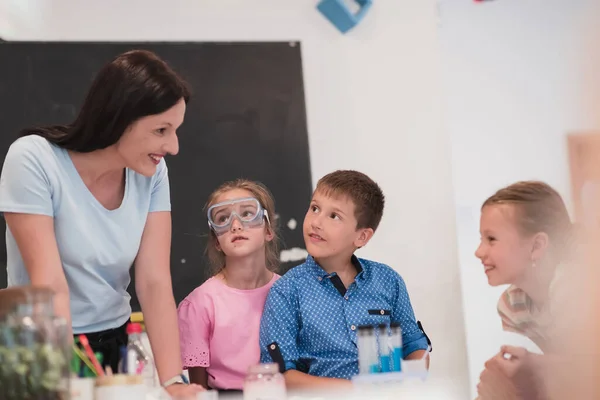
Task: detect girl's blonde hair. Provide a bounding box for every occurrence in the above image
[482,180,574,263]
[204,179,280,274]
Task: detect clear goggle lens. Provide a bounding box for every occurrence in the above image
[207,197,269,235]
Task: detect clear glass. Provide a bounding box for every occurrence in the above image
[0,287,70,400]
[390,324,403,372]
[378,325,391,372]
[357,326,375,374]
[243,363,286,400]
[0,316,21,400]
[50,317,71,396]
[357,326,379,374]
[390,324,402,348]
[12,287,54,318]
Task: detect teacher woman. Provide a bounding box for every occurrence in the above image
[0,49,203,397]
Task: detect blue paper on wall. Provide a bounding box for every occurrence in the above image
[317,0,373,34]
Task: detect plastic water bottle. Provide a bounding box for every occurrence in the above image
[119,322,155,388]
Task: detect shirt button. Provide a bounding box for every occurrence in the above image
[350,325,356,331]
[317,277,322,281]
[380,309,385,315]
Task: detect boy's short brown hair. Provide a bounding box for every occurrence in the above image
[315,170,385,231]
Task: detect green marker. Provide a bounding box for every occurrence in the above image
[70,351,81,376]
[82,352,103,377]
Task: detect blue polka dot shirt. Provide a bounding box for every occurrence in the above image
[259,255,429,379]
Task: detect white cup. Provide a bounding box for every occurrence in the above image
[71,377,95,400]
[95,374,147,400]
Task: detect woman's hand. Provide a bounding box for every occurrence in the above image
[164,383,205,399]
[477,346,543,400]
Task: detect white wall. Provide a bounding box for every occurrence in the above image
[0,0,469,398]
[438,0,600,397]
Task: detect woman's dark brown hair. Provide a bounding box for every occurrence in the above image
[20,49,190,152]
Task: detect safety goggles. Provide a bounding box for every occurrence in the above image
[207,197,270,236]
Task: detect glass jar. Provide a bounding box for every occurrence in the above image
[243,363,286,400]
[0,315,21,400]
[0,286,70,400]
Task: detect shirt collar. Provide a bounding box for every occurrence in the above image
[505,285,535,313]
[305,254,367,282]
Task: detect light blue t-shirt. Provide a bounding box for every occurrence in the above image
[0,135,171,333]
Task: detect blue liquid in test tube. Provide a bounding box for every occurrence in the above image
[390,322,403,372]
[357,325,379,374]
[378,324,391,372]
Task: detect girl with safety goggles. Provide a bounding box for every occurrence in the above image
[177,179,281,392]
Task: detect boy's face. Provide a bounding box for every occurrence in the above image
[303,189,373,261]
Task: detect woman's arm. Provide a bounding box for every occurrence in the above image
[134,211,180,381]
[134,211,203,396]
[0,139,70,330]
[4,213,72,333]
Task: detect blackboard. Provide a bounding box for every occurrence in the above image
[0,41,313,311]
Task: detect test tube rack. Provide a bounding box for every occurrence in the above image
[351,359,429,385]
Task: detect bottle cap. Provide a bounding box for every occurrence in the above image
[126,322,142,335]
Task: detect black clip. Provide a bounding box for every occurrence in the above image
[417,321,432,352]
[267,342,286,373]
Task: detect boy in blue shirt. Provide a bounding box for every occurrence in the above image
[259,170,430,388]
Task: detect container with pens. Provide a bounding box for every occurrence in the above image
[70,337,103,400]
[69,323,155,400]
[71,336,105,378]
[353,322,428,385]
[71,322,155,385]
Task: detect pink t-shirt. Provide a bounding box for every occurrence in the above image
[177,273,279,390]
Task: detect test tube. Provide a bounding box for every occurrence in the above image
[377,324,391,373]
[390,322,402,372]
[357,325,378,374]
